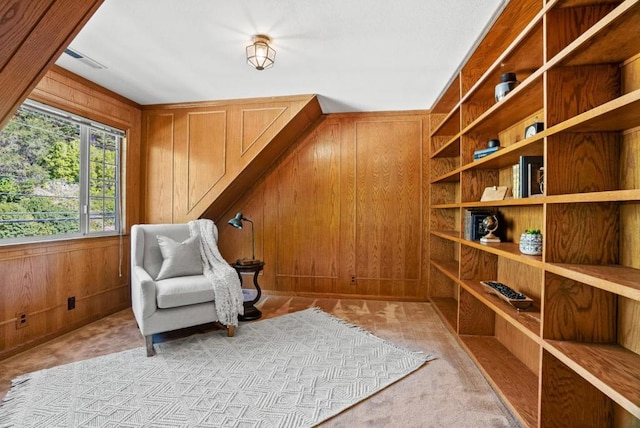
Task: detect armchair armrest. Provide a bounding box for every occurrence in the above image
[132,266,158,319]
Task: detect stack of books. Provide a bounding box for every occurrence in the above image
[473,146,500,160]
[512,155,543,198]
[464,209,494,241]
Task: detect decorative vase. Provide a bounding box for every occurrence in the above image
[495,72,519,102]
[519,233,542,255]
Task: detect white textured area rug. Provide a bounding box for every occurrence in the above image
[0,308,433,427]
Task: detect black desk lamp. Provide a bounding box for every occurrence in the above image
[228,212,259,265]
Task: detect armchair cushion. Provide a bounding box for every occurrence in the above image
[156,234,203,280]
[156,275,215,309]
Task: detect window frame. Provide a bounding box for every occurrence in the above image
[0,99,124,245]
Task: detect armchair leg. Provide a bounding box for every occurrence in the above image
[145,335,155,357]
[227,325,235,337]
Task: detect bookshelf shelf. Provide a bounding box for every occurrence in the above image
[546,89,640,133]
[430,297,458,331]
[462,2,543,102]
[430,203,460,209]
[460,336,539,428]
[545,340,640,418]
[545,189,640,204]
[430,108,460,138]
[461,138,544,171]
[461,241,544,269]
[460,198,545,208]
[429,230,460,242]
[554,0,640,68]
[464,75,544,136]
[430,169,460,184]
[460,279,541,340]
[430,258,459,281]
[428,0,640,425]
[431,135,461,158]
[545,263,640,301]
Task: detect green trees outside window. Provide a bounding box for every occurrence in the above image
[0,100,122,242]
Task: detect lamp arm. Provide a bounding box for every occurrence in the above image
[244,218,255,261]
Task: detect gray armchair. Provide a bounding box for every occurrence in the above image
[131,223,235,356]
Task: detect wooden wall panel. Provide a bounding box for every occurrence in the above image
[546,64,620,127]
[0,1,53,70]
[546,203,619,264]
[619,297,640,355]
[623,53,640,94]
[0,237,131,359]
[354,119,422,290]
[540,351,613,428]
[0,67,141,358]
[545,5,616,60]
[459,289,495,336]
[216,111,429,301]
[543,273,617,342]
[546,132,620,195]
[620,129,640,191]
[144,113,174,224]
[495,317,539,375]
[241,107,286,153]
[0,0,103,129]
[274,121,341,287]
[141,95,322,224]
[186,111,226,210]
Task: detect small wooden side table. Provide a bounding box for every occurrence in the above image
[231,261,264,321]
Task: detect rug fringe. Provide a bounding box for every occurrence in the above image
[0,375,31,428]
[306,307,436,363]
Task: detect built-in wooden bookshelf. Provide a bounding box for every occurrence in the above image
[428,0,640,426]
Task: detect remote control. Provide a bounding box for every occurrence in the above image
[481,281,533,310]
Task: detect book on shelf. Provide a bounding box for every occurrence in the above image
[512,164,520,198]
[464,209,494,241]
[519,155,544,198]
[473,146,499,160]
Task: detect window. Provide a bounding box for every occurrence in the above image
[0,100,123,243]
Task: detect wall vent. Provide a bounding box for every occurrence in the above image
[63,48,106,70]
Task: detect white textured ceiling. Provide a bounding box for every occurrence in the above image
[56,0,506,113]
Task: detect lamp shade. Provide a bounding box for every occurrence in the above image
[228,212,244,229]
[246,35,275,70]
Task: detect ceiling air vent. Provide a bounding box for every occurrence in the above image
[63,48,106,70]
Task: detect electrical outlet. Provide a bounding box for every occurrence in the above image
[15,312,27,329]
[67,296,76,310]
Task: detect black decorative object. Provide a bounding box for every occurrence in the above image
[495,72,519,102]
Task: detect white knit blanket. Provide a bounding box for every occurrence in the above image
[188,219,244,326]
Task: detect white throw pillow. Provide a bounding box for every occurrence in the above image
[155,235,203,280]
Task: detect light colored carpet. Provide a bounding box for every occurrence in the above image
[0,308,431,427]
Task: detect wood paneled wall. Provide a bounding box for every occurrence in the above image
[141,95,322,224]
[0,67,142,359]
[0,0,104,129]
[216,111,430,301]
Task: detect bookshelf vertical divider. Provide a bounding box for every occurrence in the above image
[428,0,640,426]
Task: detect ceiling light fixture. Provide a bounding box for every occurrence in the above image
[246,35,276,71]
